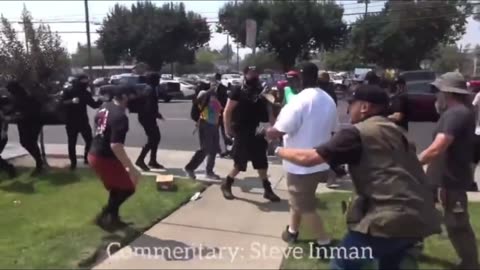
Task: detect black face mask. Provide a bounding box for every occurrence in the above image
[246,78,260,87]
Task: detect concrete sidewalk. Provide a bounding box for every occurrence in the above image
[7,143,480,269]
[31,144,292,269]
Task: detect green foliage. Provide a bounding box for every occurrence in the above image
[97,2,210,70]
[71,43,105,68]
[431,45,463,74]
[350,0,472,70]
[217,0,346,71]
[324,49,361,71]
[0,6,70,90]
[242,50,282,73]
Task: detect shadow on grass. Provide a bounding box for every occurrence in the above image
[37,169,82,186]
[418,254,456,269]
[78,181,208,268]
[0,180,35,194]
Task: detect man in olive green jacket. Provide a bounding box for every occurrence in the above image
[275,85,441,269]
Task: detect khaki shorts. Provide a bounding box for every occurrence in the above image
[287,171,330,213]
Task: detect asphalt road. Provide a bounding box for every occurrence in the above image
[6,100,437,153]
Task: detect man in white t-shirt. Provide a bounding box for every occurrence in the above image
[266,62,338,248]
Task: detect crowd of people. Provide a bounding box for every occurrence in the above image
[0,62,479,269]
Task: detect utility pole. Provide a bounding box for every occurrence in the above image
[84,0,93,78]
[226,35,230,65]
[235,0,240,72]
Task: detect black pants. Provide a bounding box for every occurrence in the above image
[0,124,14,172]
[137,117,161,164]
[186,120,219,173]
[104,189,135,218]
[17,120,43,169]
[66,121,93,167]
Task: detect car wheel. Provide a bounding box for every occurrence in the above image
[163,96,172,103]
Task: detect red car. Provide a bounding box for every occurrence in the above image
[405,80,439,122]
[468,77,480,93]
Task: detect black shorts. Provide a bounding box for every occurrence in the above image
[232,134,268,172]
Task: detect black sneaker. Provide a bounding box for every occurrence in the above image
[148,162,165,170]
[135,161,150,172]
[70,163,77,171]
[263,181,281,202]
[184,168,196,180]
[206,172,221,180]
[221,183,235,200]
[281,226,299,243]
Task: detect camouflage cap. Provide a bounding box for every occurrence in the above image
[431,72,470,95]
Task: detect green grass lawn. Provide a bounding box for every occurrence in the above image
[281,193,480,270]
[0,168,204,269]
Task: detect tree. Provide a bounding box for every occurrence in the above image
[0,6,70,91]
[241,50,282,72]
[71,43,105,68]
[217,0,347,71]
[349,0,472,69]
[97,2,210,70]
[324,49,361,71]
[431,45,464,73]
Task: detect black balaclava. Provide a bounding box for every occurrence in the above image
[145,72,160,88]
[72,74,89,91]
[6,80,27,98]
[243,67,262,101]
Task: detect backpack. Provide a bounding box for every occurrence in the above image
[190,91,212,122]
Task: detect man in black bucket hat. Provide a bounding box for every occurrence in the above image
[420,72,479,269]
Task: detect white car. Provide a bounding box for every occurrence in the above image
[179,81,196,99]
[221,74,242,88]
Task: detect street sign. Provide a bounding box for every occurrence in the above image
[245,19,257,51]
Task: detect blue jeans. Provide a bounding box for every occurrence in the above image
[330,231,420,270]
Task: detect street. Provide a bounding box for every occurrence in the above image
[6,100,436,153]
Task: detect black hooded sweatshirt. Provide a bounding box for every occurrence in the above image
[61,76,102,124]
[137,73,160,122]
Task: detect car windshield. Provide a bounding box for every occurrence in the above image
[401,71,436,82]
[224,74,241,79]
[119,76,139,85]
[407,82,432,93]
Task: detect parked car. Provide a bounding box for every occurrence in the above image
[405,80,439,122]
[109,73,180,102]
[221,74,242,88]
[468,76,480,93]
[179,81,196,99]
[400,70,436,82]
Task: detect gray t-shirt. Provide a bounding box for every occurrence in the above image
[427,104,475,190]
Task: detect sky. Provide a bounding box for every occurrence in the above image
[1,0,479,58]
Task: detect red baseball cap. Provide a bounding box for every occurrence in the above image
[286,70,299,78]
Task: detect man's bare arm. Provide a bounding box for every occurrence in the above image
[111,143,136,170]
[419,133,453,165]
[276,147,325,167]
[388,112,404,122]
[223,98,238,137]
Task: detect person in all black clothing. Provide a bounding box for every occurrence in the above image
[6,81,44,176]
[388,76,409,131]
[221,66,280,202]
[61,74,102,170]
[88,85,141,230]
[135,72,164,171]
